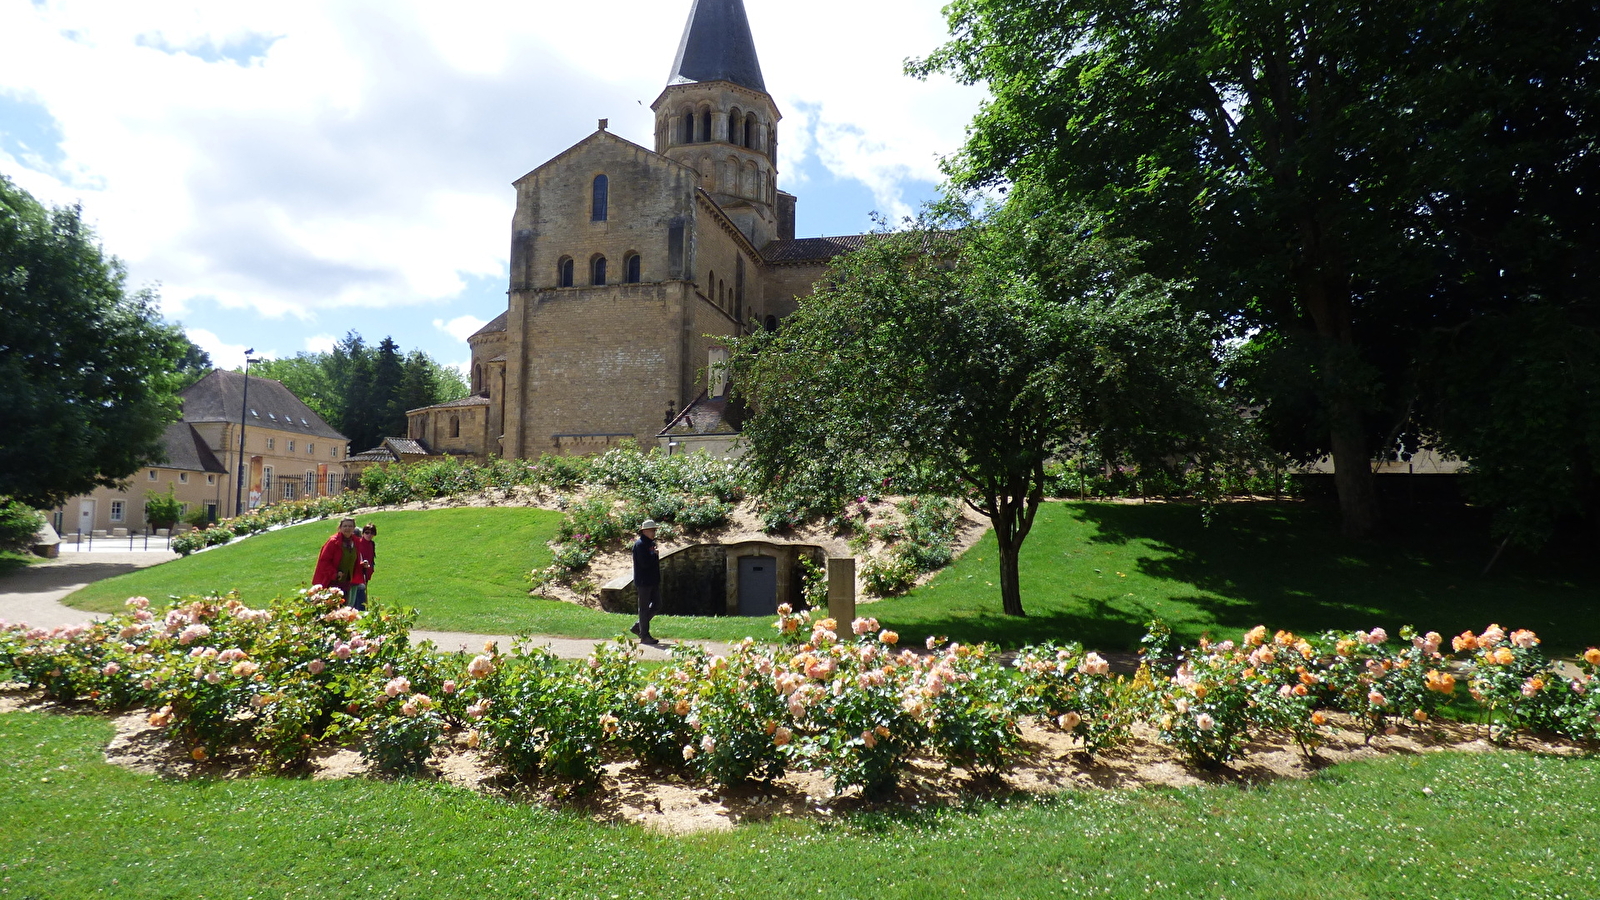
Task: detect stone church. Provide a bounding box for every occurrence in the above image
[402,0,869,460]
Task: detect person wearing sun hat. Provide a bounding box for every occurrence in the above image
[629,519,662,644]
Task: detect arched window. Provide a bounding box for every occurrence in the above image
[744,114,756,149]
[708,269,715,297]
[624,253,641,283]
[450,416,461,438]
[765,315,778,332]
[558,257,574,288]
[592,256,608,286]
[700,108,711,142]
[728,107,740,142]
[681,108,696,143]
[591,174,608,221]
[472,364,482,392]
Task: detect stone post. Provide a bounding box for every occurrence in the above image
[826,556,856,625]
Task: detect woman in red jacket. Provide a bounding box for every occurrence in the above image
[311,518,368,608]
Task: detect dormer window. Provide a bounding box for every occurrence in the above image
[592,174,608,221]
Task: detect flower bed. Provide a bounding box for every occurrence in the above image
[2,595,1596,795]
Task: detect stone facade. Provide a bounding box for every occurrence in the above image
[600,541,824,618]
[409,0,858,460]
[50,370,352,534]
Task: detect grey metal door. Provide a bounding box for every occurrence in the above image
[737,555,778,617]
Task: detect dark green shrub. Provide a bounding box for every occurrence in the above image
[0,498,43,552]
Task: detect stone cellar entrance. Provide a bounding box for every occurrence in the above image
[600,541,826,617]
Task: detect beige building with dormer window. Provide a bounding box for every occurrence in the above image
[51,369,353,536]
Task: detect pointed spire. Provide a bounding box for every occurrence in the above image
[668,0,766,93]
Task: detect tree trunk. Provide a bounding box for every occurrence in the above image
[996,531,1026,617]
[1329,395,1381,540]
[990,491,1029,617]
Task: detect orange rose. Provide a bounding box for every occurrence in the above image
[1584,648,1600,666]
[1311,711,1328,726]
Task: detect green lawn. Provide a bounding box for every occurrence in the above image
[1,709,1596,899]
[0,550,36,577]
[870,501,1599,652]
[64,508,566,634]
[61,508,780,642]
[61,501,1600,651]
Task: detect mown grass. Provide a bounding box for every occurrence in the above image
[59,500,1599,651]
[867,501,1599,653]
[2,708,1597,899]
[63,508,565,635]
[59,508,772,642]
[0,550,36,577]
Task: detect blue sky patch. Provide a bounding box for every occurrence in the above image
[135,31,281,67]
[0,92,67,171]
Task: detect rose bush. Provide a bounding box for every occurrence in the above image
[5,600,1599,793]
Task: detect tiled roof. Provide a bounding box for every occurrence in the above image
[470,311,508,339]
[760,234,872,263]
[384,438,431,456]
[348,448,397,463]
[487,354,507,363]
[407,394,490,414]
[154,422,229,474]
[658,389,745,438]
[180,369,347,442]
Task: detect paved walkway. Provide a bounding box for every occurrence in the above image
[0,553,721,660]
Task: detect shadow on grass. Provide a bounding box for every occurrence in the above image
[1073,501,1598,652]
[0,553,37,578]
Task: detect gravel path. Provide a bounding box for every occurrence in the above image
[0,553,725,660]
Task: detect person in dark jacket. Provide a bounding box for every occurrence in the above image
[629,520,661,644]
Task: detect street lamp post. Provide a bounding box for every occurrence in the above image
[234,352,259,518]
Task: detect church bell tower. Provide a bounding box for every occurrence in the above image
[652,0,781,247]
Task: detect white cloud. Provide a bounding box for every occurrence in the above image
[303,333,337,354]
[433,315,488,342]
[186,328,261,371]
[1,0,985,330]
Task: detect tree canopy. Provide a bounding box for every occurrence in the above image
[914,0,1600,543]
[732,195,1234,616]
[248,333,468,453]
[0,175,190,508]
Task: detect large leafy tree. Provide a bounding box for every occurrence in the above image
[913,0,1600,541]
[0,175,189,508]
[733,196,1232,616]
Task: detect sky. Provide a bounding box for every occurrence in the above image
[0,0,988,377]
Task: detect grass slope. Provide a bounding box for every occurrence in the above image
[61,501,1597,651]
[64,509,565,634]
[870,501,1598,652]
[2,709,1597,899]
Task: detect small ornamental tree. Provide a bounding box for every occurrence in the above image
[732,194,1235,616]
[144,487,182,532]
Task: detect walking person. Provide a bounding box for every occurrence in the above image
[349,523,377,611]
[311,518,368,608]
[629,519,661,645]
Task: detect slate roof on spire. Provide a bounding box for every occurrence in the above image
[669,0,767,93]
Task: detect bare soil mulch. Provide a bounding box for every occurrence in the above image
[3,687,1586,836]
